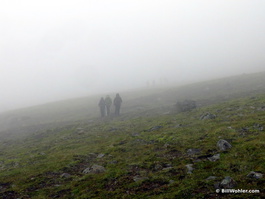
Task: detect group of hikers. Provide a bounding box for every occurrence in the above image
[98,93,122,117]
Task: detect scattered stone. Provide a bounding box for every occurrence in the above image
[163,143,170,148]
[247,171,263,179]
[186,164,194,174]
[154,164,163,171]
[257,106,265,111]
[187,148,201,156]
[83,164,106,174]
[76,127,85,134]
[162,166,174,171]
[174,124,183,128]
[131,133,140,137]
[109,160,118,164]
[82,168,91,174]
[253,123,264,131]
[175,100,196,112]
[61,173,71,178]
[133,175,148,182]
[108,127,119,132]
[219,176,237,188]
[147,126,163,132]
[200,112,216,120]
[208,154,220,162]
[217,139,232,151]
[206,176,217,181]
[97,153,105,158]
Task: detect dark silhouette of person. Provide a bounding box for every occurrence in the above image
[113,93,122,116]
[105,95,112,116]
[98,97,106,117]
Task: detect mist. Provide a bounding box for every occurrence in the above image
[1,0,265,112]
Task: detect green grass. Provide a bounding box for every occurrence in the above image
[0,73,265,198]
[0,96,264,198]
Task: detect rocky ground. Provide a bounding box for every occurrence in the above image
[0,93,264,198]
[0,72,265,198]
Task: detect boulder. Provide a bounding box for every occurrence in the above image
[83,164,106,174]
[186,164,194,174]
[97,153,105,158]
[217,139,232,151]
[219,176,237,188]
[247,171,263,179]
[208,154,220,162]
[147,126,163,132]
[200,112,216,120]
[61,173,71,178]
[133,175,148,182]
[206,176,217,181]
[187,148,201,156]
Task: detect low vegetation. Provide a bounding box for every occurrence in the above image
[0,73,264,198]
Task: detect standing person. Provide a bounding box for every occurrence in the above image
[98,97,106,117]
[113,93,122,116]
[105,95,112,116]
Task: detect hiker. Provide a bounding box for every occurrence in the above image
[105,95,112,116]
[113,93,122,116]
[98,97,106,117]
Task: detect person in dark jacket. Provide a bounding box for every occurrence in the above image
[113,93,122,116]
[98,97,106,117]
[105,95,112,116]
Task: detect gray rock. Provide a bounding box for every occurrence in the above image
[133,175,148,182]
[131,133,140,137]
[257,106,265,111]
[147,126,163,132]
[169,180,175,184]
[83,168,91,174]
[162,166,174,171]
[200,112,216,120]
[108,127,119,132]
[109,160,118,164]
[83,164,106,174]
[154,164,163,170]
[174,124,183,128]
[247,171,263,179]
[186,164,194,174]
[220,176,237,188]
[206,176,217,181]
[97,153,105,158]
[217,139,232,151]
[61,173,71,178]
[208,154,220,162]
[91,164,106,173]
[187,148,201,156]
[253,123,264,131]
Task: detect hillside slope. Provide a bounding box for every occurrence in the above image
[1,72,265,134]
[0,72,264,198]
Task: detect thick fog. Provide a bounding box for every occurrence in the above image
[1,0,265,112]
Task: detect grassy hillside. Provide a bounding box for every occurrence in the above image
[0,72,264,198]
[1,72,265,133]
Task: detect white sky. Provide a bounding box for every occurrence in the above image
[1,0,265,111]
